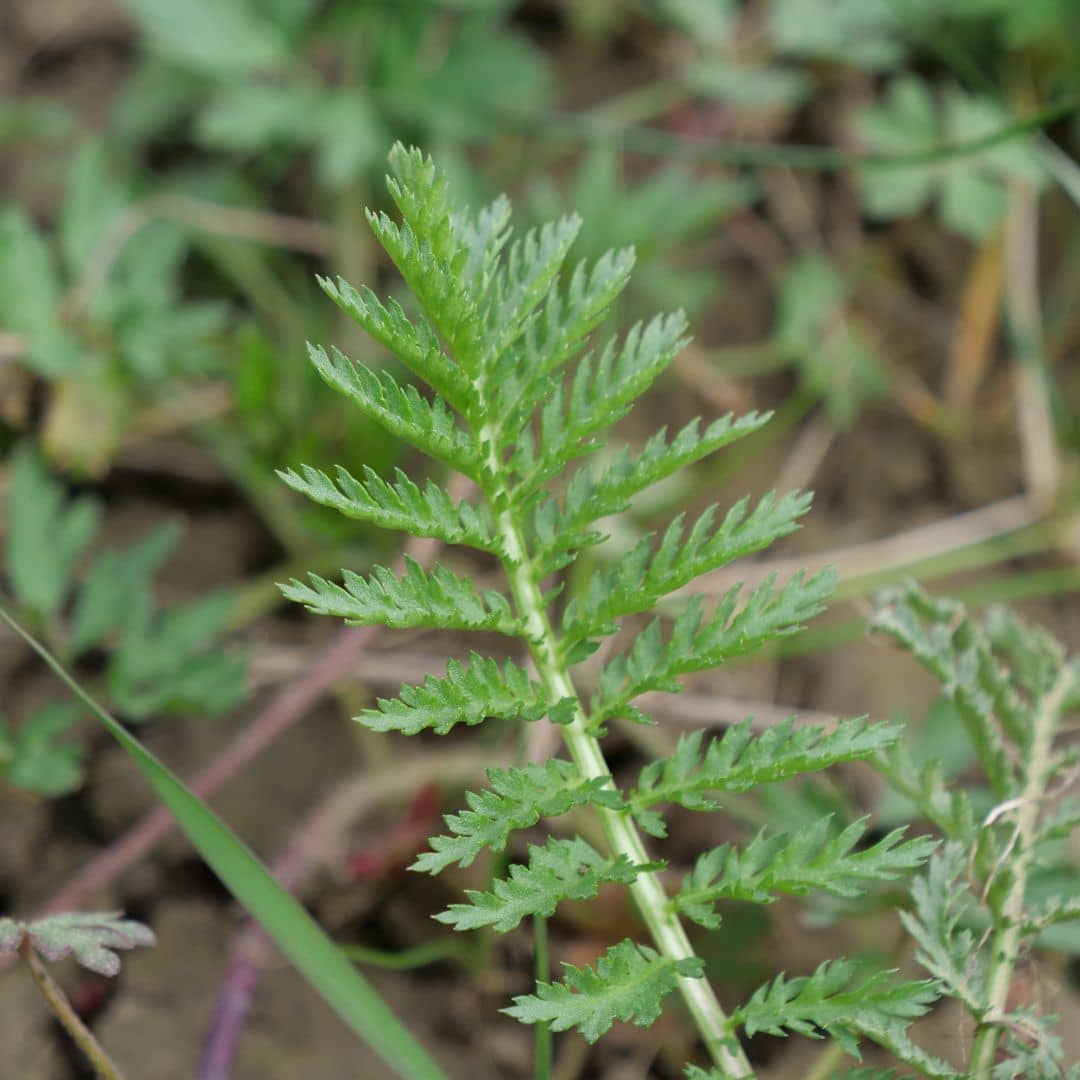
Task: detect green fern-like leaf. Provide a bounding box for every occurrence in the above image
[366,147,485,372]
[898,843,987,1014]
[674,818,937,927]
[539,412,772,569]
[873,583,1079,1077]
[512,312,690,497]
[589,571,837,728]
[479,215,583,368]
[734,959,943,1063]
[631,718,900,837]
[564,492,815,638]
[317,274,473,413]
[872,585,1023,798]
[307,344,482,479]
[281,145,916,1079]
[413,760,623,874]
[280,557,520,634]
[455,193,511,290]
[504,939,704,1043]
[278,463,498,553]
[436,836,642,932]
[490,246,636,434]
[360,653,567,736]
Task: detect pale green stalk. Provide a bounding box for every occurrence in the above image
[19,939,125,1080]
[970,664,1074,1078]
[479,425,754,1080]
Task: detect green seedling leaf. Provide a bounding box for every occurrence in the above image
[59,139,125,278]
[0,912,155,977]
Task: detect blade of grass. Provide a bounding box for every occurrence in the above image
[0,602,447,1080]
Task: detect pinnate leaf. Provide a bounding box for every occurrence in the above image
[317,274,473,413]
[675,817,936,928]
[307,344,481,479]
[436,837,642,932]
[490,246,636,434]
[589,571,836,728]
[512,312,689,495]
[360,653,564,736]
[480,214,583,368]
[540,411,772,573]
[280,558,520,635]
[414,760,621,874]
[565,492,814,636]
[734,959,942,1062]
[632,718,900,837]
[898,843,987,1013]
[279,463,498,554]
[504,939,703,1043]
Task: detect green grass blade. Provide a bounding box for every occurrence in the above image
[0,603,446,1080]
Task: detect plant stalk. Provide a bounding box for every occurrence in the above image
[534,915,552,1080]
[19,940,126,1080]
[481,439,753,1079]
[969,664,1074,1078]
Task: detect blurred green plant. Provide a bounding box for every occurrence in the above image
[773,254,889,428]
[872,584,1080,1078]
[0,446,245,796]
[856,78,1044,239]
[0,140,226,474]
[115,0,549,191]
[526,148,754,315]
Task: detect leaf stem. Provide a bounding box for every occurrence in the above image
[18,939,126,1080]
[481,435,753,1079]
[534,915,552,1080]
[969,663,1074,1078]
